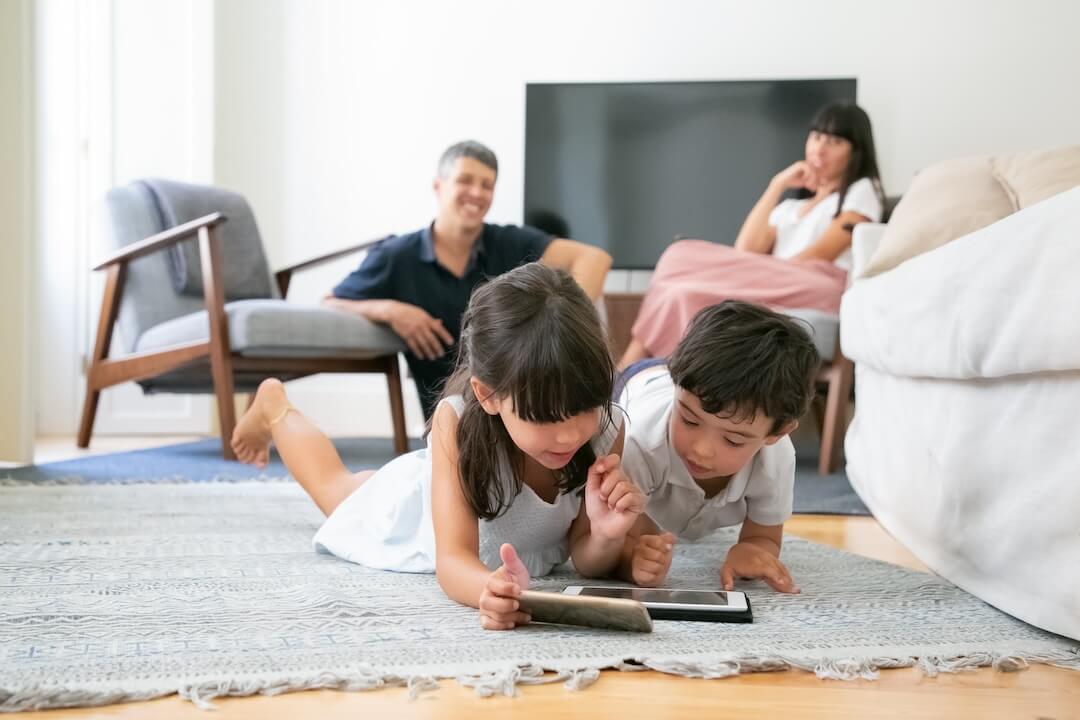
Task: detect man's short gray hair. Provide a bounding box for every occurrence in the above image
[438,140,498,178]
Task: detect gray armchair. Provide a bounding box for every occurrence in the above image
[78,179,409,459]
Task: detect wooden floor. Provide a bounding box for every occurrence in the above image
[11,440,1079,719]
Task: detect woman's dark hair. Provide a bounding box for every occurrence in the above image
[438,262,614,520]
[668,301,819,435]
[804,102,885,216]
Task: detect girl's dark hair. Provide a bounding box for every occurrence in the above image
[438,262,614,520]
[668,301,819,435]
[804,102,885,216]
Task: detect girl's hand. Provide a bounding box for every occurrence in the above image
[772,160,819,192]
[585,454,646,541]
[631,532,676,587]
[720,542,800,594]
[478,543,532,630]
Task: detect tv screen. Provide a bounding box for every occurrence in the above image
[524,79,857,269]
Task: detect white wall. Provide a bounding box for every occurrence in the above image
[35,0,215,437]
[0,0,35,463]
[213,0,1080,436]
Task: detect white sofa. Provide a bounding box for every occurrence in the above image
[840,187,1080,641]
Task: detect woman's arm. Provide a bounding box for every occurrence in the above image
[429,402,499,608]
[733,183,783,254]
[791,210,872,263]
[735,161,817,254]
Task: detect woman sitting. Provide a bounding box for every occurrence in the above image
[618,102,885,370]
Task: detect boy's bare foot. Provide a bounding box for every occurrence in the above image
[231,378,290,468]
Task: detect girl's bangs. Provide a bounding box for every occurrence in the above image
[509,358,612,425]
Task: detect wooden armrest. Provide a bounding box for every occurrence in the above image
[603,292,646,359]
[93,212,226,271]
[274,234,391,297]
[275,235,391,277]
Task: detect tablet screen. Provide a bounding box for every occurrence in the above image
[576,587,733,606]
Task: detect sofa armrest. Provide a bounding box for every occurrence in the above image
[850,222,888,282]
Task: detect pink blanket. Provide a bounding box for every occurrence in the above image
[632,240,846,357]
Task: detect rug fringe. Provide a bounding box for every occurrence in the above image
[454,664,602,697]
[178,670,411,710]
[3,648,1078,712]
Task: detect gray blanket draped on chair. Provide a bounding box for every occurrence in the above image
[140,178,275,300]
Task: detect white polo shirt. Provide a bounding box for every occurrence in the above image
[619,367,796,540]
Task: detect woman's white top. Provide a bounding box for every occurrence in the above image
[767,177,883,271]
[312,395,622,578]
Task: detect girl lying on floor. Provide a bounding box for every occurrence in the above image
[231,262,651,630]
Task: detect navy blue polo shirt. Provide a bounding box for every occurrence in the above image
[332,222,553,418]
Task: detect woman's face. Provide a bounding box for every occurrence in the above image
[805,130,853,186]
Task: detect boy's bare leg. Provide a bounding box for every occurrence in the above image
[232,378,372,516]
[617,336,652,372]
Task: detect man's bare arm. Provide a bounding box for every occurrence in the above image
[540,239,612,301]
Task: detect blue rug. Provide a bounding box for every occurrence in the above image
[1,437,869,515]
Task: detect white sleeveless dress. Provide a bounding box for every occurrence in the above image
[312,396,623,578]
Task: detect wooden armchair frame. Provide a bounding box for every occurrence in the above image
[78,213,407,460]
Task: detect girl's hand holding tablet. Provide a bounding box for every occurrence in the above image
[478,544,533,630]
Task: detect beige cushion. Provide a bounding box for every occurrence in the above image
[992,145,1080,209]
[860,157,1015,278]
[861,145,1080,278]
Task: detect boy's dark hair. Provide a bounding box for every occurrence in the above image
[668,301,819,434]
[439,262,614,520]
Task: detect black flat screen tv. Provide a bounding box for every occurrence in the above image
[524,79,857,269]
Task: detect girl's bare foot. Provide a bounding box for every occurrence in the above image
[231,378,290,468]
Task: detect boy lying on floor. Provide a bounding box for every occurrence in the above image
[618,301,820,594]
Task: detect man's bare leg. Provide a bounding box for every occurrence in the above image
[617,336,652,372]
[232,378,373,516]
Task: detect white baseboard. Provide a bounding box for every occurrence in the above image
[283,368,427,438]
[604,269,654,293]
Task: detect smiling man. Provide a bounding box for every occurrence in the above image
[324,140,612,419]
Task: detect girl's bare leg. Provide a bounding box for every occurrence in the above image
[617,336,652,372]
[231,378,373,516]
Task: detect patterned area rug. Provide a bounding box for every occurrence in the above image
[1,481,1074,712]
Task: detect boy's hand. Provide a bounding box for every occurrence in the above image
[585,454,645,541]
[631,532,676,587]
[478,544,532,630]
[720,541,800,594]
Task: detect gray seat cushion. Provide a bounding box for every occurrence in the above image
[135,299,406,358]
[781,308,838,362]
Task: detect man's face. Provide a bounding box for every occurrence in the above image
[434,157,496,231]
